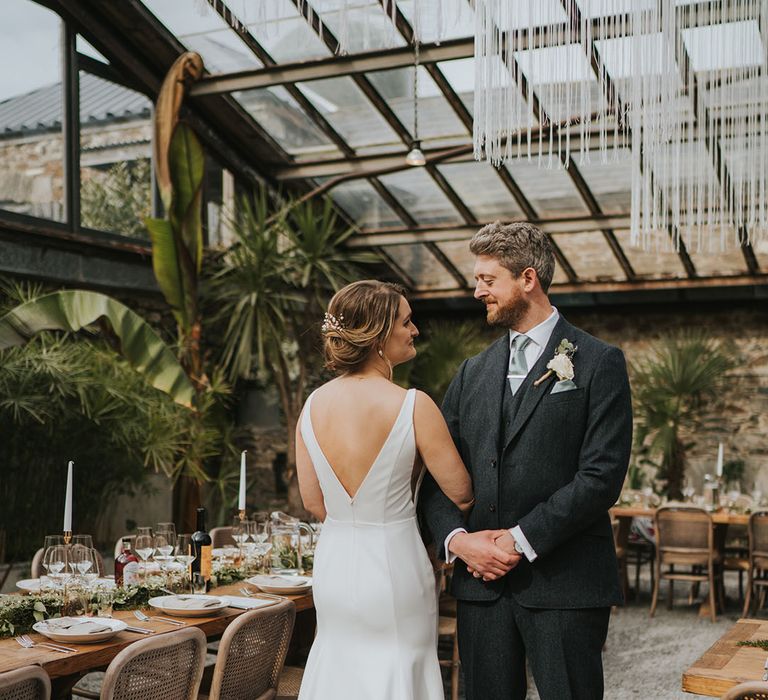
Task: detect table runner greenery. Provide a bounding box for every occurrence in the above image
[0,566,249,639]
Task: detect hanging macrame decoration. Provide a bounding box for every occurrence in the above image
[192,0,767,253]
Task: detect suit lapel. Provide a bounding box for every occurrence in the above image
[482,335,510,458]
[503,316,573,453]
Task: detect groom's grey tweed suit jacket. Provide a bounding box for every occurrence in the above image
[421,315,632,609]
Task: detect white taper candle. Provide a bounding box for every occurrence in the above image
[63,461,73,532]
[716,443,724,478]
[238,450,247,511]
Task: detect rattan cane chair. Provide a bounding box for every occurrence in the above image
[209,527,235,548]
[650,506,723,623]
[199,600,295,700]
[743,511,768,617]
[99,627,206,700]
[721,681,768,699]
[0,666,50,700]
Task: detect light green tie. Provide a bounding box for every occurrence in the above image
[507,334,532,395]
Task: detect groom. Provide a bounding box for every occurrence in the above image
[421,222,632,700]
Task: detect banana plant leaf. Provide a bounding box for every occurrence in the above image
[0,290,195,407]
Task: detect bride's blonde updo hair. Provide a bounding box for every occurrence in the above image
[322,280,407,374]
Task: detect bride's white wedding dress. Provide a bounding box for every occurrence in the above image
[298,388,444,700]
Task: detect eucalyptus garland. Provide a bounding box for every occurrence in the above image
[737,639,768,651]
[0,566,250,640]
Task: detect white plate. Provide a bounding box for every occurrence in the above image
[148,595,229,617]
[16,576,114,593]
[33,617,127,644]
[245,575,312,595]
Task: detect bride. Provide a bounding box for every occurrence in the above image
[295,280,475,700]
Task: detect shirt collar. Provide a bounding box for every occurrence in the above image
[509,306,559,350]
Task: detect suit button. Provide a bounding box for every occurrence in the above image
[489,504,496,513]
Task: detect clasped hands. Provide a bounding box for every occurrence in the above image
[449,530,522,582]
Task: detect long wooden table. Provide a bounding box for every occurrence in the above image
[611,506,750,527]
[0,582,314,699]
[683,618,768,696]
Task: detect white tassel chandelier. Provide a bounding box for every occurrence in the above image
[199,0,768,252]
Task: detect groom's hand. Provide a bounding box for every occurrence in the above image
[449,530,521,581]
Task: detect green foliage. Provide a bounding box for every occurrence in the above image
[146,124,204,337]
[0,595,62,638]
[630,331,736,499]
[0,288,194,407]
[81,160,151,238]
[397,320,488,404]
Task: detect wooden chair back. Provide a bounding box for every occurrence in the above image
[99,627,206,700]
[654,506,714,567]
[0,665,51,700]
[207,600,296,700]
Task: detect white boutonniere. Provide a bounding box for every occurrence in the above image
[533,339,578,386]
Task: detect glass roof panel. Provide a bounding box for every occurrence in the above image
[320,1,405,51]
[295,76,400,150]
[435,239,475,281]
[576,0,654,16]
[366,66,469,144]
[139,0,264,74]
[319,179,404,229]
[577,148,632,215]
[492,0,567,28]
[76,35,108,64]
[551,231,626,281]
[397,0,474,42]
[682,21,763,73]
[550,262,571,286]
[247,0,332,63]
[386,243,460,291]
[378,168,464,224]
[504,159,590,217]
[438,57,535,127]
[684,229,749,274]
[615,230,688,278]
[233,86,341,158]
[437,161,524,221]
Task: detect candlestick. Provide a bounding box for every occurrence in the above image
[716,443,724,479]
[238,450,247,511]
[63,461,73,532]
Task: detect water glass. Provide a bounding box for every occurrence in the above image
[93,585,114,617]
[175,534,195,592]
[191,573,207,595]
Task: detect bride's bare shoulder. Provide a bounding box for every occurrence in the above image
[310,377,408,414]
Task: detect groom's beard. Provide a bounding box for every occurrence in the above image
[485,295,530,329]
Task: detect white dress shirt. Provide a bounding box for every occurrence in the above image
[445,307,560,564]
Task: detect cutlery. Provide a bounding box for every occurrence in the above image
[133,610,184,626]
[123,626,154,635]
[239,587,286,602]
[14,635,76,653]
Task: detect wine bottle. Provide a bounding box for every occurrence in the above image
[115,538,138,587]
[191,507,213,585]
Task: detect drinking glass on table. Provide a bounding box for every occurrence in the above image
[72,534,93,548]
[231,517,248,564]
[175,534,195,593]
[44,545,68,586]
[154,531,175,585]
[134,533,154,584]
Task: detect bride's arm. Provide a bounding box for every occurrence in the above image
[413,391,474,514]
[295,413,327,521]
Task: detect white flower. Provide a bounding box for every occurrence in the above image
[547,353,574,381]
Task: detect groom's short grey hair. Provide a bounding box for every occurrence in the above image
[469,221,555,292]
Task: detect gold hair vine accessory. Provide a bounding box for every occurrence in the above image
[321,312,346,334]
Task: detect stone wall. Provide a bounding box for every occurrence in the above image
[555,302,768,494]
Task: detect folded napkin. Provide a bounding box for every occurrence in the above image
[168,597,222,609]
[46,618,111,634]
[260,576,307,587]
[220,596,274,610]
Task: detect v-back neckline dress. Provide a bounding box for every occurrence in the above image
[298,388,443,700]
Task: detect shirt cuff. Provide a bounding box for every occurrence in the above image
[444,528,468,563]
[510,525,537,562]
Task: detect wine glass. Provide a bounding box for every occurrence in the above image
[154,530,175,585]
[134,534,154,584]
[71,544,92,578]
[44,545,67,586]
[41,536,64,582]
[175,534,196,593]
[72,534,93,548]
[231,517,248,564]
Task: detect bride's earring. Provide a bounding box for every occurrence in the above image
[377,349,384,358]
